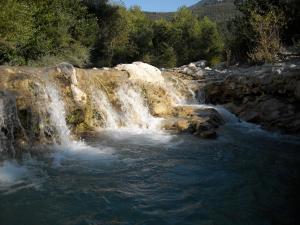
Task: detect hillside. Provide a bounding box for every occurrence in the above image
[146,0,238,22]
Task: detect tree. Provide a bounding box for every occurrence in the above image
[198,17,224,65]
[0,0,35,65]
[170,8,224,66]
[248,9,285,63]
[171,7,202,65]
[0,0,99,66]
[27,0,98,66]
[228,0,298,63]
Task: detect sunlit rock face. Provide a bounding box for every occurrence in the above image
[115,62,165,84]
[0,62,225,154]
[203,60,300,134]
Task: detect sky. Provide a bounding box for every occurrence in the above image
[121,0,200,12]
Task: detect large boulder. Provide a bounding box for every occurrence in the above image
[162,105,224,138]
[115,62,165,84]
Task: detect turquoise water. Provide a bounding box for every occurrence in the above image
[0,123,300,225]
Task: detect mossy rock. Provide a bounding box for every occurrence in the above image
[66,109,85,125]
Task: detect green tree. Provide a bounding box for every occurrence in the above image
[0,0,98,66]
[198,17,224,65]
[170,8,223,66]
[248,10,285,63]
[152,19,178,67]
[0,0,35,64]
[228,0,298,63]
[171,7,202,65]
[27,0,98,66]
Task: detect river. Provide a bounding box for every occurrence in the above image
[0,117,299,225]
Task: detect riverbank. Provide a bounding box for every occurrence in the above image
[172,58,300,135]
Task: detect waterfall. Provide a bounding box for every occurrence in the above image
[117,84,162,130]
[0,93,21,154]
[197,89,206,104]
[92,89,120,129]
[45,85,72,146]
[0,99,6,151]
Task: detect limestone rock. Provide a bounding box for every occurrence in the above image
[176,119,190,132]
[71,85,87,107]
[162,106,224,138]
[203,58,300,134]
[115,62,164,84]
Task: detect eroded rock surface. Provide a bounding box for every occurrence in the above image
[0,62,225,154]
[203,59,300,134]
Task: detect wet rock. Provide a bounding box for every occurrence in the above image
[162,106,224,138]
[0,91,27,155]
[295,81,300,100]
[197,130,217,139]
[71,85,87,107]
[176,119,190,132]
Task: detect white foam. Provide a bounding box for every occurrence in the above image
[0,160,47,194]
[97,128,174,145]
[50,140,115,167]
[0,161,28,184]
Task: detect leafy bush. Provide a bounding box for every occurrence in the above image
[227,0,299,64]
[0,0,98,66]
[248,9,285,63]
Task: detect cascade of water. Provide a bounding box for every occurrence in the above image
[197,89,206,104]
[45,85,72,146]
[165,83,187,105]
[117,84,162,130]
[92,89,120,129]
[0,99,6,151]
[213,106,240,124]
[0,93,19,154]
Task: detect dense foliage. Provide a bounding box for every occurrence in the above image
[0,0,224,68]
[0,0,98,66]
[227,0,300,63]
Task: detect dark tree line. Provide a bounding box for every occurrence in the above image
[0,0,223,68]
[227,0,300,63]
[1,0,298,67]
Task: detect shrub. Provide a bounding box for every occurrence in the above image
[248,9,285,63]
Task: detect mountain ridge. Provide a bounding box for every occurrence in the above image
[145,0,237,22]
